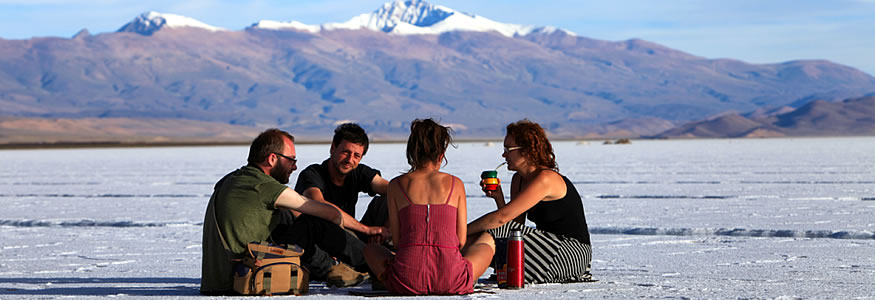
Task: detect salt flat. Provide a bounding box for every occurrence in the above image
[2,227,872,299]
[1,138,874,299]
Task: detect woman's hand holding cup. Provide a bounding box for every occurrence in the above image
[480,170,502,199]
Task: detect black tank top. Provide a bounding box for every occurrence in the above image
[525,175,591,245]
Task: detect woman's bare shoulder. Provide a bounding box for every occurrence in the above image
[533,168,562,182]
[536,169,566,199]
[444,172,464,189]
[388,174,410,190]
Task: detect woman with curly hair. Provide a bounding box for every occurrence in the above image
[467,119,593,284]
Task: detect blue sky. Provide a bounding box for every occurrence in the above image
[2,0,874,76]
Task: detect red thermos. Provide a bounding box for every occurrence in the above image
[507,229,525,289]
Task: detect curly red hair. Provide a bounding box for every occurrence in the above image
[506,120,557,170]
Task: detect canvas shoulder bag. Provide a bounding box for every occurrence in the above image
[211,200,309,296]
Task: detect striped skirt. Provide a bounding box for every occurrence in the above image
[487,221,592,284]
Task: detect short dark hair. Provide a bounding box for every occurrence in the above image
[248,128,295,165]
[332,123,369,156]
[406,118,454,170]
[506,120,557,170]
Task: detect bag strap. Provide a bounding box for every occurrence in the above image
[211,199,303,262]
[209,198,237,260]
[254,241,267,260]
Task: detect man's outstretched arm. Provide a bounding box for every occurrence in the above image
[302,187,386,237]
[274,188,344,228]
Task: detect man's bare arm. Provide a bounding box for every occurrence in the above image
[302,187,383,236]
[371,174,389,196]
[274,188,343,227]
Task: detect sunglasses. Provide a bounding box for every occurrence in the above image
[273,152,297,164]
[503,146,523,154]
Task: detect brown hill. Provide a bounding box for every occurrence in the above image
[774,97,875,136]
[655,96,875,138]
[0,117,262,145]
[566,117,678,139]
[656,114,775,138]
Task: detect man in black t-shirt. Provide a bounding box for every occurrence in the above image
[291,123,390,279]
[295,159,389,233]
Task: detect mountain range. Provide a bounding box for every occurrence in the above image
[1,0,874,143]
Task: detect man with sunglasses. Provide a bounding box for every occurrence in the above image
[201,128,380,295]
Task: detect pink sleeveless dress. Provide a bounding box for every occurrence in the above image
[383,178,475,295]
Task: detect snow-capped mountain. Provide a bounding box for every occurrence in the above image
[3,0,875,140]
[117,11,225,35]
[250,0,573,37]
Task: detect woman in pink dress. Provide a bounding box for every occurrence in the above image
[364,118,495,295]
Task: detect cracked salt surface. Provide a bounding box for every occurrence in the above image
[1,138,874,299]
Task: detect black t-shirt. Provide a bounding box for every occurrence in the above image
[526,175,591,245]
[294,159,380,216]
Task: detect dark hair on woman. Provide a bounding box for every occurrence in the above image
[406,118,454,170]
[248,128,295,165]
[332,123,370,156]
[506,119,557,170]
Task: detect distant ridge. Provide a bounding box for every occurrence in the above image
[656,96,875,138]
[0,117,261,145]
[1,0,874,141]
